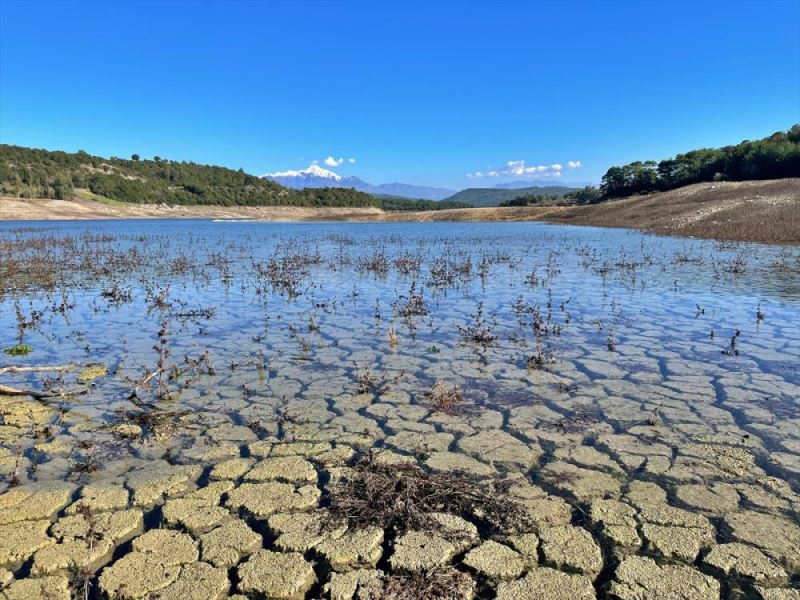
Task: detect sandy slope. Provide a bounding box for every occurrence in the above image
[1,179,798,243]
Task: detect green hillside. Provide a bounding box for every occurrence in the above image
[0,145,379,208]
[442,185,580,207]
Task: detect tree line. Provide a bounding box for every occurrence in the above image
[600,125,800,197]
[0,145,381,208]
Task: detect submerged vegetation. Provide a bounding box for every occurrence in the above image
[0,222,798,599]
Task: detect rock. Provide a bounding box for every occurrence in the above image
[542,461,621,501]
[51,509,143,547]
[244,456,317,484]
[31,537,115,575]
[424,452,495,476]
[77,363,108,382]
[389,531,457,573]
[608,556,720,600]
[703,543,787,585]
[315,527,384,572]
[132,529,198,563]
[674,483,740,514]
[66,483,129,514]
[225,482,319,518]
[429,512,479,552]
[326,569,384,600]
[201,519,262,568]
[150,561,229,600]
[268,511,344,552]
[209,458,254,481]
[0,520,53,567]
[0,575,70,600]
[724,511,800,571]
[457,431,540,470]
[637,503,716,563]
[162,498,230,533]
[506,533,539,566]
[539,526,603,577]
[589,499,640,555]
[462,540,526,580]
[386,431,455,455]
[237,549,316,599]
[0,568,11,587]
[496,567,596,600]
[98,552,182,598]
[0,483,75,525]
[126,464,202,507]
[640,523,714,563]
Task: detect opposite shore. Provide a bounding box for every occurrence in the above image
[1,178,798,245]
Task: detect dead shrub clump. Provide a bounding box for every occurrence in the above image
[381,567,475,600]
[325,454,531,537]
[422,381,468,415]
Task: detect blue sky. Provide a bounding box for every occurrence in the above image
[1,0,798,189]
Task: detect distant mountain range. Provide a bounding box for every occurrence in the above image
[442,185,581,207]
[263,164,456,201]
[493,180,595,190]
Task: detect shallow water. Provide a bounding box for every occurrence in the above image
[1,220,798,598]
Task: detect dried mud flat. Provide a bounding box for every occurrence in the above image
[0,222,798,599]
[1,178,798,244]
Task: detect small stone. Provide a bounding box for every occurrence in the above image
[315,527,384,572]
[237,549,316,599]
[390,531,457,573]
[462,540,526,581]
[608,556,720,600]
[496,567,595,600]
[539,526,603,577]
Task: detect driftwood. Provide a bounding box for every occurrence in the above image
[0,383,49,400]
[0,364,74,374]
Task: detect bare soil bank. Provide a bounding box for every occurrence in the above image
[1,178,797,243]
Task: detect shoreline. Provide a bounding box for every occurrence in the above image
[1,178,798,244]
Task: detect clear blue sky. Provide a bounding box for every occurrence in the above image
[1,0,798,189]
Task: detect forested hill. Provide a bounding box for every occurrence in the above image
[600,125,800,197]
[0,145,380,207]
[443,185,580,207]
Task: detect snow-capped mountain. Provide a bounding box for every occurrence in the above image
[263,164,456,201]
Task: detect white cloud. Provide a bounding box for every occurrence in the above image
[324,155,344,167]
[467,158,582,179]
[348,158,356,164]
